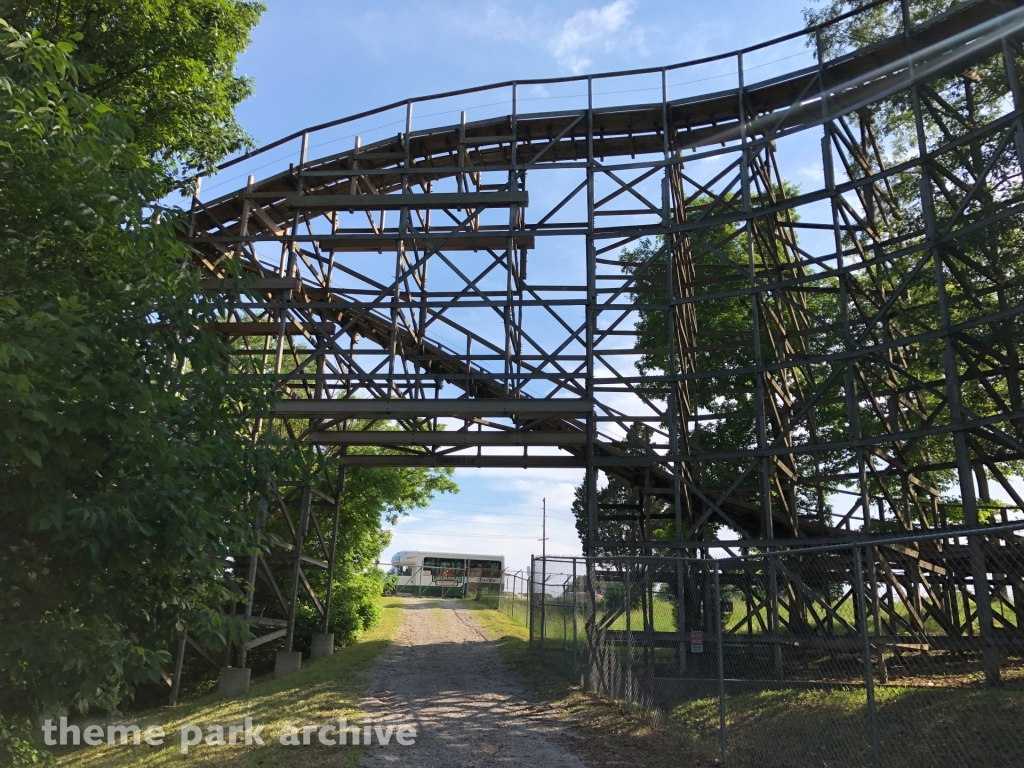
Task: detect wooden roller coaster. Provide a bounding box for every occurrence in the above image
[179,0,1024,689]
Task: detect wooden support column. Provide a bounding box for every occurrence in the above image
[321,460,346,634]
[910,83,1000,684]
[285,484,312,652]
[237,498,266,669]
[169,631,187,707]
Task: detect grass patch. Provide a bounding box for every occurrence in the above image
[54,597,405,768]
[671,684,1024,768]
[472,602,1024,767]
[429,601,448,632]
[464,602,719,768]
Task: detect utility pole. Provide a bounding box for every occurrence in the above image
[540,497,547,656]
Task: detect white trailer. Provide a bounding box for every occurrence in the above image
[388,550,504,597]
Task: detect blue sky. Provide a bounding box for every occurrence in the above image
[233,0,813,149]
[221,0,820,572]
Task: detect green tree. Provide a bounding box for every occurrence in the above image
[805,0,1024,515]
[0,17,268,760]
[573,210,851,544]
[571,424,677,554]
[0,0,265,182]
[0,8,455,764]
[578,0,1024,537]
[291,449,456,645]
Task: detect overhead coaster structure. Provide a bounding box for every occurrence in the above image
[182,0,1024,688]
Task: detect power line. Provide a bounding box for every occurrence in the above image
[414,497,582,518]
[393,530,580,544]
[392,513,579,536]
[393,520,581,536]
[393,505,581,536]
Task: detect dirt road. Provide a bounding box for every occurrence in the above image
[357,598,587,768]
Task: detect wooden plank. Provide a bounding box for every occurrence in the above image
[274,398,591,418]
[241,628,287,651]
[309,430,587,446]
[249,205,285,236]
[317,234,534,252]
[459,135,514,145]
[340,455,585,468]
[262,553,329,569]
[885,543,949,575]
[278,191,528,210]
[199,277,299,292]
[185,635,222,670]
[351,151,407,160]
[213,321,336,336]
[298,568,325,617]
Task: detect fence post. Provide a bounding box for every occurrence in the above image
[563,575,569,649]
[853,547,883,768]
[517,572,522,621]
[625,561,633,709]
[585,556,597,693]
[714,562,727,764]
[868,545,888,683]
[769,554,783,679]
[678,559,687,676]
[540,556,547,658]
[529,556,535,648]
[572,557,579,679]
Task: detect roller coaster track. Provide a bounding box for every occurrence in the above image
[188,0,1024,553]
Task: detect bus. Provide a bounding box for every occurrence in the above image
[387,550,504,598]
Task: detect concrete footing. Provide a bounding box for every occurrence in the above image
[218,667,251,698]
[275,651,302,678]
[310,632,335,661]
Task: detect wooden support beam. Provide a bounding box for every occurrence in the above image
[316,234,534,251]
[274,191,528,210]
[185,635,222,671]
[274,398,592,419]
[308,430,587,446]
[199,277,300,292]
[214,321,336,336]
[341,454,585,468]
[241,628,287,651]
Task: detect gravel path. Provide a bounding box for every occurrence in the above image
[358,598,587,768]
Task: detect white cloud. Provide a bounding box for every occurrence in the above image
[548,0,644,74]
[796,162,824,181]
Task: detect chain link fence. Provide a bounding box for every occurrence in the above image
[497,570,532,626]
[523,523,1024,767]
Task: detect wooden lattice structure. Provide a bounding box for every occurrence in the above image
[181,0,1024,688]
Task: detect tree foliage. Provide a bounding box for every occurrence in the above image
[290,445,456,645]
[571,0,1024,547]
[0,12,456,752]
[571,424,677,555]
[0,0,265,181]
[804,0,1024,510]
[0,17,277,730]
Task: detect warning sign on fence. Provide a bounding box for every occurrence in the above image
[690,630,704,653]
